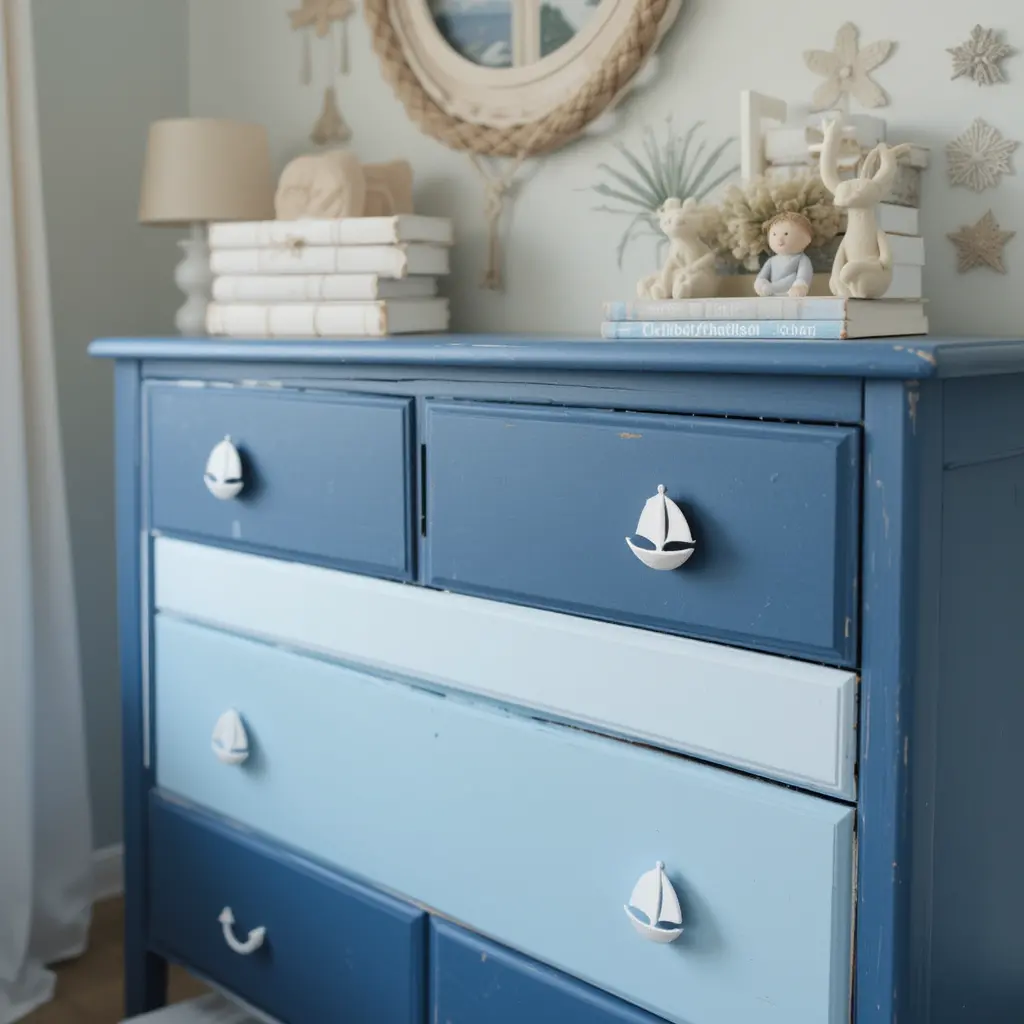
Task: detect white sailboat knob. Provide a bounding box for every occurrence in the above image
[204,436,244,500]
[624,861,684,943]
[626,485,696,571]
[211,709,250,765]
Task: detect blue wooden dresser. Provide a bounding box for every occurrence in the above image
[90,335,1024,1024]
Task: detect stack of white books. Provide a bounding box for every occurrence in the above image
[205,214,453,338]
[761,115,928,301]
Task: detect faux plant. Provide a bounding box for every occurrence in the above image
[583,118,738,267]
[711,173,842,271]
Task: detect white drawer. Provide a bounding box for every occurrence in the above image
[152,538,857,797]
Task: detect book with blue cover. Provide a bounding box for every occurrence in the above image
[602,296,928,339]
[601,320,852,340]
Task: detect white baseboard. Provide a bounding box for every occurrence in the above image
[92,843,124,902]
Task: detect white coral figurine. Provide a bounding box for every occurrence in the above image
[636,197,718,300]
[818,113,911,299]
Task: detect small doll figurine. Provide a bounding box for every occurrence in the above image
[754,211,814,297]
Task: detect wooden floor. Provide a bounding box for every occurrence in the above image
[22,898,207,1024]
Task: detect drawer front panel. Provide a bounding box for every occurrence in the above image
[424,402,860,664]
[147,384,415,578]
[148,794,426,1024]
[154,537,858,798]
[155,615,855,1024]
[430,919,666,1024]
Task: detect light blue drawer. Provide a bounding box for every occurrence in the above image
[154,615,855,1024]
[424,401,860,665]
[147,384,415,579]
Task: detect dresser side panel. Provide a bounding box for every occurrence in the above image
[943,372,1024,468]
[925,445,1024,1021]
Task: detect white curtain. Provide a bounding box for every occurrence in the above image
[0,1,95,1021]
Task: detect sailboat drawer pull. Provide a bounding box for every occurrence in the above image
[626,485,695,571]
[211,709,250,765]
[204,436,244,501]
[624,861,684,943]
[218,907,266,956]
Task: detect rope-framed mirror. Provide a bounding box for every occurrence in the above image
[364,0,681,286]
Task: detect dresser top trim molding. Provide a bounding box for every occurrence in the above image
[88,335,1024,380]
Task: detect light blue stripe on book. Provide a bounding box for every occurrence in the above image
[601,320,847,340]
[603,297,850,322]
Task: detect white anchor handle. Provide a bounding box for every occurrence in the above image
[218,907,266,956]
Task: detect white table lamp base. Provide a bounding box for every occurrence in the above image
[174,223,213,336]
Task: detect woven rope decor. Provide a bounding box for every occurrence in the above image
[364,0,676,158]
[363,0,680,288]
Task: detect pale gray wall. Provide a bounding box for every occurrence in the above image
[33,0,188,849]
[190,0,1024,336]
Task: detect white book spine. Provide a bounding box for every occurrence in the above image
[208,244,449,278]
[208,303,386,337]
[211,274,438,303]
[884,234,925,266]
[877,204,919,236]
[206,299,449,338]
[885,264,922,300]
[208,215,454,249]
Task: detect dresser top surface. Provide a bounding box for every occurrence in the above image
[88,334,1024,380]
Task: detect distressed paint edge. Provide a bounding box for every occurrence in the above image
[114,359,167,1014]
[89,335,1024,380]
[855,378,942,1024]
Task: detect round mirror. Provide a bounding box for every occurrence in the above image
[365,0,681,154]
[429,0,607,68]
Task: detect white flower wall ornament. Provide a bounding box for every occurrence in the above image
[947,25,1014,85]
[804,23,895,111]
[946,119,1018,192]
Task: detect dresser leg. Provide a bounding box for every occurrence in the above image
[124,946,168,1017]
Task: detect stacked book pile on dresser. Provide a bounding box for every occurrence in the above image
[762,113,927,300]
[601,294,928,340]
[205,214,453,338]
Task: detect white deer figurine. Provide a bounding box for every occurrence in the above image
[818,114,911,300]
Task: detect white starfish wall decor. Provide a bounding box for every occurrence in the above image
[947,210,1015,273]
[804,23,895,111]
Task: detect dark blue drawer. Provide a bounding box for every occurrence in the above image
[430,919,665,1024]
[425,402,860,665]
[148,795,426,1024]
[147,384,415,579]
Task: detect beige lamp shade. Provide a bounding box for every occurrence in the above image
[138,118,275,225]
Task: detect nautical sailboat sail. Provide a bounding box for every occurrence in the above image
[664,495,694,546]
[628,865,664,925]
[656,865,682,927]
[635,491,669,550]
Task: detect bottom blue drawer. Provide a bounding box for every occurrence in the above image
[148,795,426,1024]
[431,919,666,1024]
